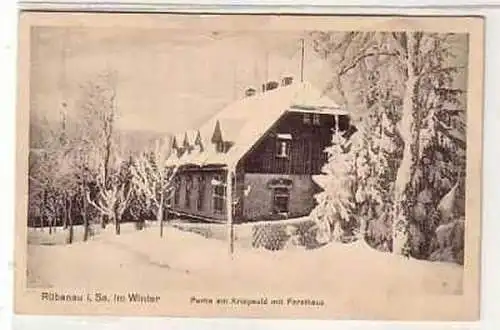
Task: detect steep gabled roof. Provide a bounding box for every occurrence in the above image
[166,80,348,169]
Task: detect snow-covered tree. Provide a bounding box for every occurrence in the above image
[86,156,133,236]
[311,32,401,249]
[131,139,179,237]
[311,31,466,259]
[28,110,89,243]
[77,70,121,229]
[312,133,357,243]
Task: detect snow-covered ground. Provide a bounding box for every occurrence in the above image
[26,221,464,318]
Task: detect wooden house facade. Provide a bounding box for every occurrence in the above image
[165,79,355,224]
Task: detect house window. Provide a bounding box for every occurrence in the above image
[174,179,180,206]
[213,185,225,213]
[197,176,206,211]
[213,176,225,213]
[185,175,193,209]
[273,187,290,214]
[276,133,292,158]
[303,113,311,124]
[313,114,321,125]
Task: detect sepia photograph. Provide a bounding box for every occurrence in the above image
[15,12,483,321]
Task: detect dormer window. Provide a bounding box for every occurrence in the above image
[211,120,225,153]
[276,133,292,158]
[194,131,204,153]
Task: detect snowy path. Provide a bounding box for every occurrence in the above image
[26,223,463,294]
[25,223,467,319]
[27,226,219,291]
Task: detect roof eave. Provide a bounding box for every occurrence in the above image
[177,162,229,170]
[289,105,349,115]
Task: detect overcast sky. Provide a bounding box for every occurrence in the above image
[30,27,333,134]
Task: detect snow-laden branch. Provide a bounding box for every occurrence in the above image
[29,176,48,188]
[339,51,398,77]
[130,139,180,222]
[86,189,115,217]
[86,182,131,217]
[116,184,133,218]
[130,155,160,208]
[419,65,465,80]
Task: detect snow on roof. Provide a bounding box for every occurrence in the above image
[171,133,185,150]
[167,80,347,169]
[184,129,199,146]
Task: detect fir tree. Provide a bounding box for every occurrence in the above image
[311,31,466,260]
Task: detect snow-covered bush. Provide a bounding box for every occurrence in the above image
[252,223,289,251]
[294,221,320,249]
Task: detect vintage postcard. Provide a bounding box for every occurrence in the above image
[15,12,484,321]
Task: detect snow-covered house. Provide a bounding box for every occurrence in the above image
[166,78,356,223]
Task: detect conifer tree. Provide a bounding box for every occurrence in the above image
[311,31,466,259]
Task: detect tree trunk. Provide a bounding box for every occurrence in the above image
[358,215,367,242]
[41,190,46,231]
[54,207,60,232]
[83,189,89,242]
[67,197,74,244]
[113,213,119,235]
[103,102,114,230]
[158,193,164,237]
[104,133,112,191]
[48,215,52,235]
[392,32,419,257]
[63,203,68,229]
[100,150,112,231]
[140,213,146,229]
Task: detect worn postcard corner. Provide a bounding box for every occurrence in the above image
[14,12,484,321]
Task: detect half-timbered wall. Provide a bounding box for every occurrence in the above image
[241,112,350,175]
